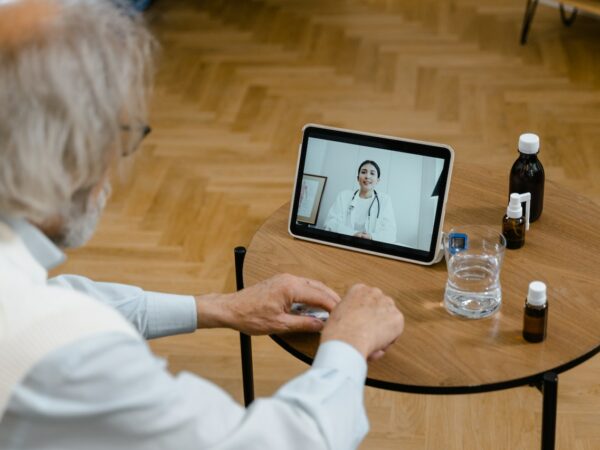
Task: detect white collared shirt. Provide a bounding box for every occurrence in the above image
[351,195,375,233]
[0,216,369,450]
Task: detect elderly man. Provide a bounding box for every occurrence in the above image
[0,1,405,449]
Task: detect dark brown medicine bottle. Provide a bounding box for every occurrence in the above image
[523,281,548,343]
[503,193,530,249]
[509,133,545,222]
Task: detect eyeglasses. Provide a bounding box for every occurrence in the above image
[120,124,151,157]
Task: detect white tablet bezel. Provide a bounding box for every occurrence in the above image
[288,124,454,265]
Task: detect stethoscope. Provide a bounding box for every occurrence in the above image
[348,190,381,219]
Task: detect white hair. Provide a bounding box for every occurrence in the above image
[0,0,154,224]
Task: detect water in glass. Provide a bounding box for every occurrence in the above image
[445,252,502,318]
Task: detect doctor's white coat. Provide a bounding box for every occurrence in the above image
[324,190,397,244]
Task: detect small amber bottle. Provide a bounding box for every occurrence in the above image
[523,281,548,343]
[503,193,530,249]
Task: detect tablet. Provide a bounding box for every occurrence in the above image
[288,124,454,265]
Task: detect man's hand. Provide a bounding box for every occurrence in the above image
[353,232,372,240]
[194,274,340,335]
[321,284,404,361]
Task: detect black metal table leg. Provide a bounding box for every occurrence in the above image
[235,246,254,407]
[520,0,539,45]
[541,372,558,450]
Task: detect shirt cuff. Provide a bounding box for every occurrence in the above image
[312,340,367,385]
[145,292,197,339]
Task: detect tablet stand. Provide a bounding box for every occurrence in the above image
[433,232,446,264]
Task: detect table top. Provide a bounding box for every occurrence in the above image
[244,162,600,393]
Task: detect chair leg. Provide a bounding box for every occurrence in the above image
[559,3,578,26]
[235,246,255,406]
[520,0,539,45]
[239,333,254,407]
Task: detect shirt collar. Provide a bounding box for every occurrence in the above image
[0,213,66,271]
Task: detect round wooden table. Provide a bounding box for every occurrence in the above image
[241,162,600,449]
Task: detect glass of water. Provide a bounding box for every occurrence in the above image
[443,226,506,319]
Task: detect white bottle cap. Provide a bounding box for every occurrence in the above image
[507,192,531,230]
[527,281,547,306]
[507,193,522,219]
[518,133,540,154]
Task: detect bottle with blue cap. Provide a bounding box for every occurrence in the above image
[509,133,545,222]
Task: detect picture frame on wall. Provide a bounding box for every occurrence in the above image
[297,174,327,225]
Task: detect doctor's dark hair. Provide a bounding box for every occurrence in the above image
[357,160,381,179]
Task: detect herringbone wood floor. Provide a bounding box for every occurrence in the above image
[52,0,600,448]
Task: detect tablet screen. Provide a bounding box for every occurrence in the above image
[289,125,454,264]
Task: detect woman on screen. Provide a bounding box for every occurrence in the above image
[324,160,397,243]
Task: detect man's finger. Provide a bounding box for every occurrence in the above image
[289,280,339,312]
[367,349,386,361]
[280,314,325,334]
[303,277,341,303]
